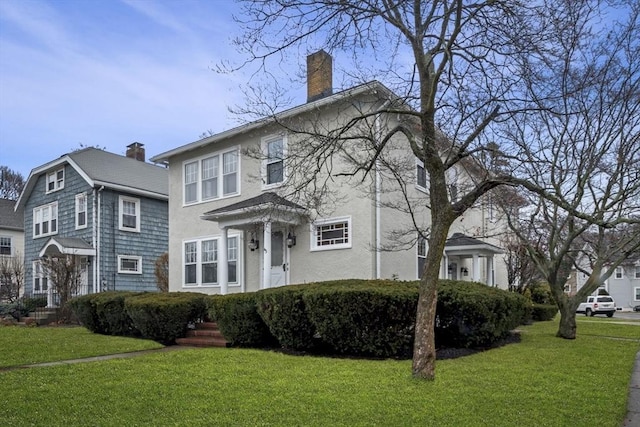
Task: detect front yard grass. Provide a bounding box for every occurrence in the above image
[0,318,638,426]
[0,327,163,368]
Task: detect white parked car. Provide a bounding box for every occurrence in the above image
[576,296,616,317]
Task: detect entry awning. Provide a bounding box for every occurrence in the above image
[39,237,96,257]
[444,233,504,256]
[201,192,307,229]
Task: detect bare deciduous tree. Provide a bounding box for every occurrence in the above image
[40,256,83,309]
[0,253,24,302]
[501,2,640,338]
[155,252,169,292]
[0,166,25,201]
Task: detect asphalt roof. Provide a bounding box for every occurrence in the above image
[0,198,24,230]
[203,192,305,216]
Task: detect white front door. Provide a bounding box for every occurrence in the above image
[270,230,287,287]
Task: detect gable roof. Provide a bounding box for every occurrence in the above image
[16,148,168,210]
[445,233,503,254]
[0,198,24,231]
[150,81,394,164]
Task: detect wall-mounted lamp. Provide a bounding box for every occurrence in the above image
[249,237,260,251]
[287,232,297,248]
[461,267,469,276]
[447,264,453,274]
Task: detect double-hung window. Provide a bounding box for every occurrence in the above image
[0,237,11,256]
[119,196,140,232]
[46,168,64,193]
[614,266,623,279]
[33,261,49,293]
[183,148,239,204]
[33,202,58,238]
[417,235,427,278]
[416,160,427,190]
[311,216,352,251]
[75,193,87,229]
[635,265,640,279]
[183,236,239,286]
[263,136,285,187]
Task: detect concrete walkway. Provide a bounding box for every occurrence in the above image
[622,350,640,427]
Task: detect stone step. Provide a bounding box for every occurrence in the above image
[177,322,228,348]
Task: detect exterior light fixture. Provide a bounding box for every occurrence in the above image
[249,237,259,251]
[287,232,297,248]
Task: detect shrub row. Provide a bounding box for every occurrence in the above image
[67,291,208,344]
[0,296,48,320]
[208,279,529,358]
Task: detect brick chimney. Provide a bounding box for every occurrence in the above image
[126,142,145,162]
[307,50,333,102]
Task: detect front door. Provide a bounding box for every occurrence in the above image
[270,230,287,287]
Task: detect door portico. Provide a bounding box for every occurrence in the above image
[201,193,306,293]
[441,233,504,286]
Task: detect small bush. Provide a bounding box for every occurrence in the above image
[436,280,528,348]
[531,303,557,321]
[255,285,317,351]
[303,280,418,358]
[124,292,208,344]
[67,294,102,332]
[208,293,276,347]
[93,292,144,336]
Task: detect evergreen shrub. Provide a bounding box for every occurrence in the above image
[531,303,558,321]
[124,292,208,344]
[208,293,276,347]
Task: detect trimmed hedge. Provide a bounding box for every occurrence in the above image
[255,285,318,351]
[435,281,529,348]
[67,294,102,333]
[207,293,276,347]
[124,292,208,344]
[303,280,417,358]
[531,304,558,321]
[93,292,145,336]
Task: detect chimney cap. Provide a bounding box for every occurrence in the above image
[127,142,144,149]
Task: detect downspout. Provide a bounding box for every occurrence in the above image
[97,186,104,292]
[92,187,98,293]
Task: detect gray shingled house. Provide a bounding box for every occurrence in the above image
[15,143,168,307]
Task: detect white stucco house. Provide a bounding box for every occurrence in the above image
[151,51,509,295]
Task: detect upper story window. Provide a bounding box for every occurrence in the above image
[183,148,240,205]
[416,160,427,190]
[417,235,427,278]
[33,202,58,238]
[0,236,11,256]
[262,135,285,187]
[614,266,624,279]
[635,265,640,279]
[75,193,87,229]
[447,167,459,202]
[46,168,65,193]
[311,216,352,251]
[119,196,140,232]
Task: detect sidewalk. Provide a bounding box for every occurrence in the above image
[622,350,640,427]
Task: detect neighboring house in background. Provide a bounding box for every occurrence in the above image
[151,51,509,296]
[15,143,168,306]
[0,198,24,298]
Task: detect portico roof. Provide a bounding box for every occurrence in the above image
[39,237,96,257]
[201,192,307,229]
[444,233,504,256]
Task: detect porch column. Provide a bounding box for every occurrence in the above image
[472,253,480,282]
[219,227,228,295]
[440,253,449,279]
[486,255,495,287]
[263,221,272,289]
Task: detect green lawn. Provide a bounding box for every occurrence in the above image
[0,319,638,426]
[0,327,163,368]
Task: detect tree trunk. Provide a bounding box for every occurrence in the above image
[412,220,450,380]
[556,302,577,339]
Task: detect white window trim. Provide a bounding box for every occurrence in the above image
[182,234,242,287]
[32,260,49,294]
[182,147,241,206]
[635,266,640,280]
[75,193,88,230]
[261,134,287,189]
[634,287,640,301]
[417,235,427,279]
[117,255,143,274]
[33,202,58,238]
[46,168,65,193]
[614,266,624,279]
[0,236,12,257]
[119,196,140,232]
[416,159,427,192]
[310,216,352,251]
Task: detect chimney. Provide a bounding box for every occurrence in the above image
[307,50,333,102]
[126,142,145,162]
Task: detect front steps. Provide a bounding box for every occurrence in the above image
[17,310,58,326]
[176,322,229,348]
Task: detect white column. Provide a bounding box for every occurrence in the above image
[487,255,495,286]
[219,227,228,295]
[263,221,272,289]
[472,253,480,282]
[440,254,448,279]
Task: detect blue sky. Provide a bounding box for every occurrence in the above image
[0,0,309,178]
